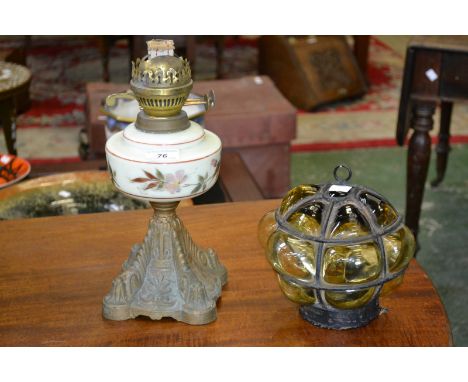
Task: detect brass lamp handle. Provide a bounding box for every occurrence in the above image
[104,89,215,113]
[105,90,136,109]
[184,90,215,111]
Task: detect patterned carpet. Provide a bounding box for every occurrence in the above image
[2,36,468,161]
[293,36,468,150]
[0,36,259,161]
[0,37,128,160]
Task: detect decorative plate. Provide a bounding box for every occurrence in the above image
[0,154,31,189]
[0,170,193,220]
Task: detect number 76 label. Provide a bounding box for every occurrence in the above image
[144,150,180,160]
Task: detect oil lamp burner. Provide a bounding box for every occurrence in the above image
[102,40,227,325]
[258,165,416,329]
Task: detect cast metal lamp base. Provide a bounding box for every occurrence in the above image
[103,202,227,325]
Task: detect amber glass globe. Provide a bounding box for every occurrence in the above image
[258,166,415,329]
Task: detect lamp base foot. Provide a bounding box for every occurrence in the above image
[299,298,382,330]
[102,202,227,325]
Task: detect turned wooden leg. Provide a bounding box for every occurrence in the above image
[431,101,453,187]
[353,35,370,82]
[127,36,134,82]
[97,37,111,82]
[0,98,18,156]
[406,102,435,243]
[215,36,225,79]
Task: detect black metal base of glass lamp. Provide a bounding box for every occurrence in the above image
[299,298,382,330]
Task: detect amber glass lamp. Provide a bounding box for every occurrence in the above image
[258,165,416,329]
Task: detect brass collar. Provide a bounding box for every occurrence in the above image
[135,110,190,133]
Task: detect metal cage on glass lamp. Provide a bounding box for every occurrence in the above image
[258,165,416,329]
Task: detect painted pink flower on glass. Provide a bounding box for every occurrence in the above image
[164,170,187,194]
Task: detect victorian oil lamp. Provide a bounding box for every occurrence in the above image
[258,165,415,329]
[102,40,227,325]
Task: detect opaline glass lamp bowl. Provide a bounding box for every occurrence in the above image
[105,119,221,203]
[258,165,416,329]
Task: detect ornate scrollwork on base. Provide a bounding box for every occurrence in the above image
[102,202,227,325]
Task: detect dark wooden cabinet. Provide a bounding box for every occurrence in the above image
[258,36,367,110]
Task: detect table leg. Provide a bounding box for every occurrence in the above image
[185,36,196,73]
[215,36,225,79]
[353,35,370,81]
[0,98,18,156]
[127,36,134,82]
[431,101,452,187]
[406,102,435,242]
[97,37,111,83]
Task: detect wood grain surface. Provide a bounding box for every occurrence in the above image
[0,200,452,346]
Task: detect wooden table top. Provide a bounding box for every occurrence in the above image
[409,36,468,53]
[0,200,452,346]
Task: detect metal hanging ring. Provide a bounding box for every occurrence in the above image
[333,164,352,182]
